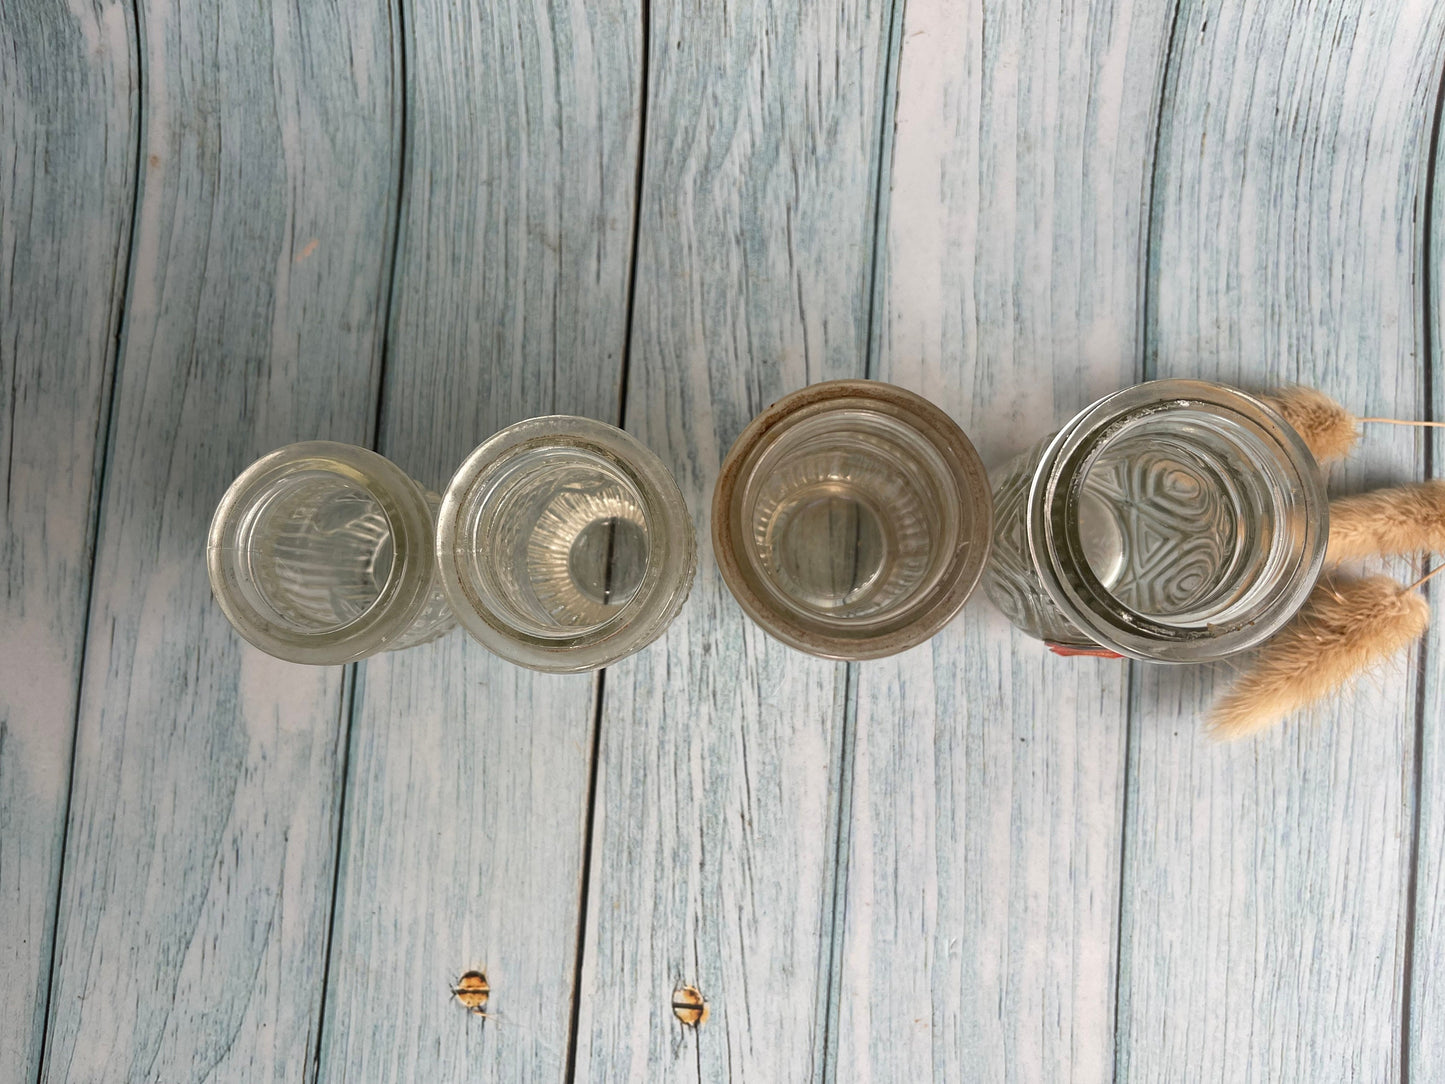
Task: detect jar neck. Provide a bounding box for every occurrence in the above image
[436,416,695,672]
[208,441,450,664]
[1026,380,1328,662]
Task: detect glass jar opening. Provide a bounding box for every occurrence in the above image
[231,469,398,635]
[712,380,993,661]
[1030,382,1327,662]
[737,409,959,629]
[207,441,440,665]
[457,444,656,640]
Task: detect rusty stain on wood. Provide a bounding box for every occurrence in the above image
[451,971,490,1015]
[671,985,707,1027]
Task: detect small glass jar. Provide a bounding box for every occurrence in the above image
[712,380,993,659]
[983,380,1328,661]
[208,441,456,664]
[436,416,695,673]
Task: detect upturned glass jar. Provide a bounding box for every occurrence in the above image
[208,441,456,664]
[982,380,1328,662]
[436,416,695,673]
[712,380,993,659]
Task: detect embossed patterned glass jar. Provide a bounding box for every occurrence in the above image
[436,416,695,673]
[713,380,993,659]
[208,441,456,664]
[983,380,1328,662]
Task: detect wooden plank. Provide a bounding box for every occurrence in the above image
[570,0,897,1078]
[1117,4,1445,1080]
[0,1,138,1078]
[312,0,640,1079]
[834,0,1174,1078]
[1410,72,1445,1083]
[35,1,398,1080]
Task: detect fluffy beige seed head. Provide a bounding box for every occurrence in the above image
[1328,481,1445,563]
[1259,385,1359,464]
[1208,574,1429,739]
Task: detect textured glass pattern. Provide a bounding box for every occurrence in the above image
[386,492,461,649]
[234,474,454,650]
[245,473,396,632]
[746,413,944,621]
[712,381,992,661]
[437,416,695,673]
[982,442,1092,645]
[210,442,457,663]
[463,448,651,635]
[982,381,1326,662]
[1080,437,1243,619]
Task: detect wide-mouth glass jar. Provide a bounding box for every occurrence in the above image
[436,416,695,673]
[712,380,993,659]
[208,441,456,664]
[983,379,1328,662]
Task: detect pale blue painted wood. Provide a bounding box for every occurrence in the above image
[0,2,137,1080]
[837,0,1176,1078]
[3,0,1444,1080]
[1117,3,1445,1081]
[32,1,399,1080]
[1412,79,1445,1082]
[313,0,641,1078]
[571,0,899,1078]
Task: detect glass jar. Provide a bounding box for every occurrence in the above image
[435,416,695,673]
[712,380,993,659]
[982,380,1328,661]
[208,441,456,664]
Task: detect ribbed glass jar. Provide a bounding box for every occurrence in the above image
[208,441,455,664]
[436,416,695,673]
[712,380,993,659]
[982,380,1328,662]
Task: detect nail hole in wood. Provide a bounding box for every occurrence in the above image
[452,970,490,1015]
[672,985,707,1026]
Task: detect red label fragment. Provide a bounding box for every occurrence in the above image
[1046,642,1125,659]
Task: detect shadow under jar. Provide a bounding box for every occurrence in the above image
[208,441,456,664]
[712,380,993,660]
[983,379,1329,662]
[436,416,696,673]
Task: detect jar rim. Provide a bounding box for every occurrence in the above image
[1026,379,1328,662]
[206,441,437,664]
[712,379,993,660]
[436,416,696,673]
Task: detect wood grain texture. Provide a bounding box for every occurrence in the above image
[1117,3,1445,1081]
[0,2,137,1079]
[313,0,640,1080]
[835,0,1174,1078]
[35,0,398,1079]
[1411,70,1445,1083]
[571,0,897,1078]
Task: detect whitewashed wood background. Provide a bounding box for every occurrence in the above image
[3,0,1444,1080]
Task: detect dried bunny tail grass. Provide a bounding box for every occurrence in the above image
[1207,574,1429,740]
[1258,385,1359,463]
[1258,384,1445,465]
[1328,480,1445,563]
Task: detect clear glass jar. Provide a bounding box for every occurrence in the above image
[208,441,456,664]
[983,380,1328,662]
[712,380,993,659]
[436,416,695,673]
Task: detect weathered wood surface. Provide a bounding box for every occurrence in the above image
[1117,3,1445,1081]
[4,0,1444,1080]
[31,0,397,1080]
[835,0,1174,1078]
[1413,73,1445,1084]
[314,0,639,1079]
[571,0,897,1078]
[0,2,137,1079]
